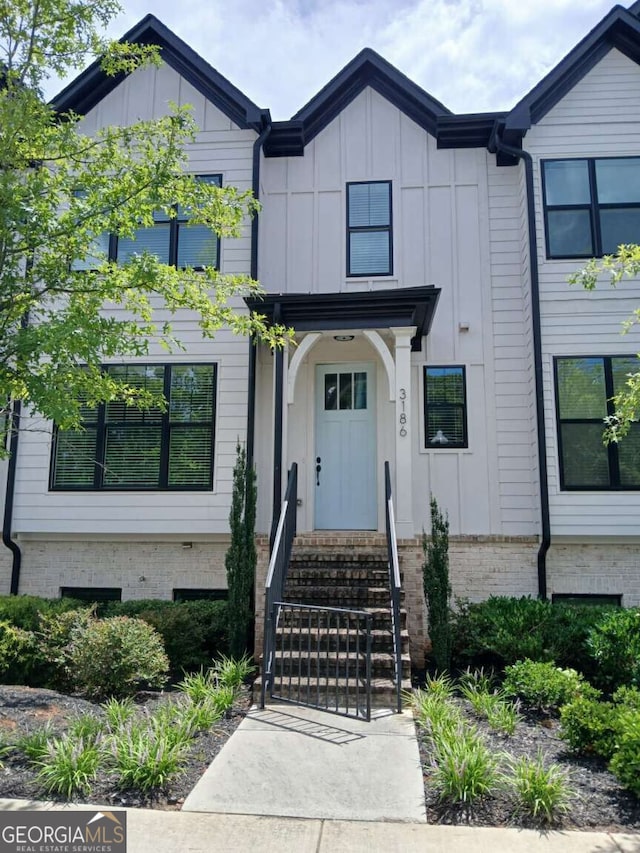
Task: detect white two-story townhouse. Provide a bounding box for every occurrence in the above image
[2,2,640,668]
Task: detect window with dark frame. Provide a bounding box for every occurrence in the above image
[542,158,640,259]
[424,366,467,448]
[173,589,228,602]
[72,175,222,271]
[347,181,392,276]
[50,363,216,491]
[551,593,621,607]
[555,355,640,490]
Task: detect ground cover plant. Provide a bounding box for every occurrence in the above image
[409,665,640,830]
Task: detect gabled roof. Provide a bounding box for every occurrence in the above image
[504,4,640,133]
[265,48,451,157]
[51,14,268,131]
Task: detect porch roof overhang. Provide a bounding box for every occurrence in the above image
[245,285,440,352]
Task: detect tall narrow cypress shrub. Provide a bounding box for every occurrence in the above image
[422,495,452,673]
[226,442,257,659]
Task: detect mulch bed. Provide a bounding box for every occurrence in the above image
[416,696,640,832]
[0,684,251,809]
[1,684,639,832]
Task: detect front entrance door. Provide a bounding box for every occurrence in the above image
[314,363,377,530]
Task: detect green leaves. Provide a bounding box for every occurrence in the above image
[0,1,291,451]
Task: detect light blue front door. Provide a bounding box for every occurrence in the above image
[314,363,377,530]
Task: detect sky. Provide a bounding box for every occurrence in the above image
[53,0,623,119]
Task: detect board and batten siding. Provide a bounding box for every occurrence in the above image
[259,86,536,537]
[526,47,640,538]
[12,63,255,536]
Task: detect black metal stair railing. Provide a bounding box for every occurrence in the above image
[384,461,403,713]
[261,463,297,708]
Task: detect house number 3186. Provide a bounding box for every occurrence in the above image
[399,388,407,437]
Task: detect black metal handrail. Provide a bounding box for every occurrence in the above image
[261,462,297,708]
[384,461,403,713]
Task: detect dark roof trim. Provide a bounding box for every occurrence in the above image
[264,49,451,156]
[51,14,267,130]
[437,112,507,149]
[263,121,305,158]
[245,285,441,352]
[506,5,640,131]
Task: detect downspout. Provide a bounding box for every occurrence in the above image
[247,117,272,473]
[2,399,22,595]
[489,124,550,600]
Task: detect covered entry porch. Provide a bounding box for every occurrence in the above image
[247,285,440,542]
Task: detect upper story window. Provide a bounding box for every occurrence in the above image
[424,366,467,448]
[347,181,392,276]
[50,363,216,491]
[72,175,222,271]
[542,158,640,259]
[555,356,640,490]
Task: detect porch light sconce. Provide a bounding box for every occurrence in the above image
[334,335,354,342]
[458,321,470,332]
[181,542,193,549]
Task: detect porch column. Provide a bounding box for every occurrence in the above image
[391,327,415,538]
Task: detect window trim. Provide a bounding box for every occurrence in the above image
[49,362,217,492]
[74,174,223,272]
[423,364,468,449]
[346,180,393,277]
[542,157,640,260]
[554,354,640,491]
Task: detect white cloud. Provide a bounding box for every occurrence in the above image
[53,0,621,117]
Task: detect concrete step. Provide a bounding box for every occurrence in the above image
[286,566,391,584]
[276,605,407,632]
[283,585,392,608]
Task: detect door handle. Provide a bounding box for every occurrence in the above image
[316,457,321,486]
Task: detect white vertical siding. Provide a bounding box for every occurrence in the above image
[526,47,640,537]
[13,63,255,536]
[260,88,534,536]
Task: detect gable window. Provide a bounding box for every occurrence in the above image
[347,181,392,276]
[72,175,222,271]
[542,158,640,258]
[555,356,640,489]
[50,363,216,491]
[424,366,467,448]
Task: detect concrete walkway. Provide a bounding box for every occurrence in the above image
[0,800,638,852]
[182,702,426,822]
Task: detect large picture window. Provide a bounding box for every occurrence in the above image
[50,363,216,490]
[72,175,222,271]
[347,181,392,276]
[555,356,640,490]
[542,158,640,258]
[424,366,467,448]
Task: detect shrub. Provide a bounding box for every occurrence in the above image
[66,616,169,700]
[452,597,614,672]
[587,607,640,691]
[226,442,257,659]
[508,751,574,822]
[0,595,86,631]
[36,736,101,798]
[609,709,640,796]
[613,685,640,711]
[559,698,620,760]
[102,599,229,675]
[0,620,41,685]
[37,606,95,691]
[502,660,599,713]
[422,496,452,673]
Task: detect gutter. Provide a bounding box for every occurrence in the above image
[247,116,272,473]
[489,124,550,600]
[2,399,22,595]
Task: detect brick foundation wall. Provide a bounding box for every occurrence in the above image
[10,539,230,600]
[548,543,640,606]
